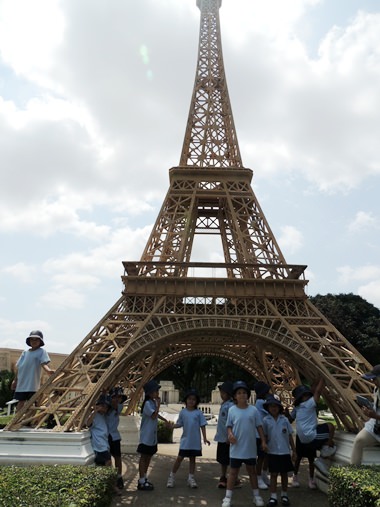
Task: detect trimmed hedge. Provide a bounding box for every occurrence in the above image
[0,464,117,507]
[329,465,380,507]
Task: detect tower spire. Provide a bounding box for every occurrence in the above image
[180,0,242,168]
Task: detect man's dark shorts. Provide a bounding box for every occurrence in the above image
[14,391,35,401]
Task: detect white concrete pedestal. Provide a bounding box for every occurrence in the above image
[315,431,380,493]
[0,428,94,465]
[0,415,141,466]
[120,414,140,453]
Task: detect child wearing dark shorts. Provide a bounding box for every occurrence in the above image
[254,381,272,490]
[107,387,128,489]
[167,389,210,489]
[222,381,267,507]
[291,379,336,478]
[263,396,296,507]
[292,435,317,488]
[214,381,234,488]
[137,379,170,491]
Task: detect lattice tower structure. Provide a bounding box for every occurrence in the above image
[6,0,373,433]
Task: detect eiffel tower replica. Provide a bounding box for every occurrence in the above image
[7,0,373,434]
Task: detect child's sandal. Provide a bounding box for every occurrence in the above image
[281,496,290,506]
[137,480,154,491]
[267,499,278,507]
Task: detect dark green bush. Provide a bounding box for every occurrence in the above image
[0,464,117,507]
[329,465,380,507]
[157,419,174,443]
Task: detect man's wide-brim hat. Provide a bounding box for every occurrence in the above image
[263,395,284,413]
[218,381,234,397]
[143,379,161,394]
[292,385,313,405]
[183,388,200,404]
[362,364,380,380]
[26,330,45,347]
[233,380,251,398]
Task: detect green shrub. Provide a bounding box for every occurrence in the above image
[329,465,380,507]
[157,419,174,443]
[0,415,13,429]
[0,464,117,507]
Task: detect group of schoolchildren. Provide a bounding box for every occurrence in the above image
[87,387,128,492]
[88,376,336,507]
[213,378,336,507]
[11,329,380,505]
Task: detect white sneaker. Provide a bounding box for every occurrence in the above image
[187,476,198,488]
[320,444,337,458]
[263,474,271,486]
[314,457,330,476]
[308,478,317,489]
[167,475,175,488]
[257,477,269,490]
[222,498,232,507]
[291,474,300,487]
[253,495,265,506]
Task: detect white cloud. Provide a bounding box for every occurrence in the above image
[2,262,36,283]
[0,318,50,349]
[278,225,304,254]
[1,0,380,353]
[348,211,377,232]
[358,280,380,309]
[234,10,380,192]
[338,265,380,283]
[39,287,86,310]
[0,0,65,88]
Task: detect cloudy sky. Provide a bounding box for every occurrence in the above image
[1,0,380,355]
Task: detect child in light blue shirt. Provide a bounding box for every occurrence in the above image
[167,388,210,489]
[263,396,296,507]
[222,381,267,507]
[106,387,127,489]
[12,330,54,412]
[137,379,170,491]
[214,381,234,488]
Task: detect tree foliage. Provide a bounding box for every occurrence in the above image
[159,357,254,402]
[310,293,380,365]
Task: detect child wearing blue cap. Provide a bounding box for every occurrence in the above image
[107,387,127,489]
[11,330,54,412]
[214,381,235,488]
[222,381,267,507]
[137,379,170,491]
[167,388,210,489]
[262,395,296,506]
[289,378,336,479]
[87,394,112,466]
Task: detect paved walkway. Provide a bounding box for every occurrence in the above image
[112,427,329,507]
